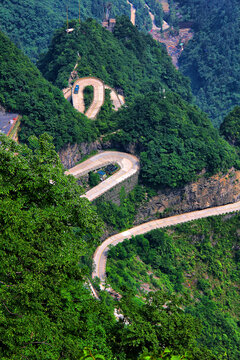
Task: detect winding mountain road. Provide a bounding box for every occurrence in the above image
[92,201,240,284]
[66,151,240,288]
[72,77,124,119]
[72,77,105,119]
[65,151,139,202]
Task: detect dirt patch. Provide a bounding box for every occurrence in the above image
[150,27,193,68]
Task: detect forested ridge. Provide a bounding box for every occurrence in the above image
[176,0,240,126]
[0,0,162,62]
[38,17,191,101]
[0,30,97,150]
[111,92,238,188]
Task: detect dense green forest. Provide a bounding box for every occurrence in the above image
[111,91,237,188]
[220,106,240,148]
[0,0,163,62]
[107,215,240,359]
[176,0,240,126]
[38,17,191,102]
[0,30,96,150]
[0,134,214,359]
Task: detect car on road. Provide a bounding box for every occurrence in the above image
[74,85,79,94]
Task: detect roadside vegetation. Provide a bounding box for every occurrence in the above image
[83,85,94,113]
[112,91,238,188]
[107,215,240,359]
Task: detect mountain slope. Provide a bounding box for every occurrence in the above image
[38,17,192,102]
[111,91,237,188]
[0,30,96,150]
[177,0,240,126]
[0,0,162,62]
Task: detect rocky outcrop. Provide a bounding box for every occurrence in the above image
[58,140,113,169]
[135,168,240,224]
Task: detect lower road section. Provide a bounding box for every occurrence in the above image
[66,150,240,288]
[92,200,240,284]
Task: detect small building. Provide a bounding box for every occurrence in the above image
[97,170,107,181]
[102,18,116,32]
[105,164,118,175]
[0,111,19,137]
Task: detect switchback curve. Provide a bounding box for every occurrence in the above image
[65,151,140,202]
[72,77,125,119]
[65,150,240,288]
[72,77,105,119]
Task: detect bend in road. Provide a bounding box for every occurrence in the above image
[66,150,240,289]
[72,77,124,119]
[92,201,240,284]
[105,85,125,110]
[72,77,105,119]
[65,151,139,202]
[127,0,136,25]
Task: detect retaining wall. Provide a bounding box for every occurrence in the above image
[93,170,139,205]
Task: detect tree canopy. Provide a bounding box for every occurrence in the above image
[177,0,240,126]
[0,30,96,151]
[112,91,237,188]
[220,106,240,147]
[38,17,192,102]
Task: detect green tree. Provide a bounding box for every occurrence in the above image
[0,134,115,359]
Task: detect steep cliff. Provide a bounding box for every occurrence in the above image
[135,168,240,224]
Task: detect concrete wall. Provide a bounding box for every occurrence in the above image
[93,170,139,205]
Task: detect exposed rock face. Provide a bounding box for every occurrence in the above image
[135,168,240,225]
[60,141,240,227]
[58,140,113,169]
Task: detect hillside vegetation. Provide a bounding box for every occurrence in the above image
[177,0,240,126]
[111,92,237,188]
[220,106,240,148]
[0,30,96,150]
[0,134,212,359]
[107,215,240,359]
[0,0,162,62]
[38,17,191,102]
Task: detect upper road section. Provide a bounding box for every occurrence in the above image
[71,77,124,119]
[65,151,140,202]
[93,200,240,282]
[72,77,105,119]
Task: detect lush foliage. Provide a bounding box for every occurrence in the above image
[107,215,240,359]
[220,106,240,148]
[0,134,115,359]
[0,134,212,359]
[38,17,192,102]
[0,30,96,150]
[0,0,163,62]
[112,91,237,188]
[177,0,240,126]
[96,185,152,231]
